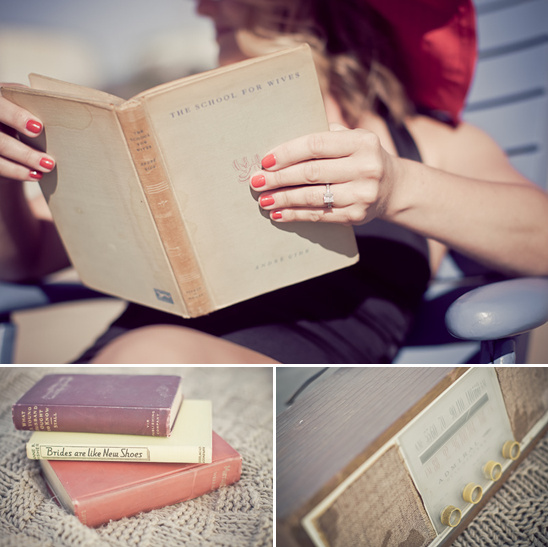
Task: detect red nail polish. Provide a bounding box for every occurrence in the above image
[26,120,42,134]
[40,158,54,170]
[261,154,276,169]
[29,170,43,180]
[260,195,275,207]
[251,174,266,188]
[272,211,283,220]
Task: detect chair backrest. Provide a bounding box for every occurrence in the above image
[464,0,548,189]
[394,0,548,364]
[442,0,548,277]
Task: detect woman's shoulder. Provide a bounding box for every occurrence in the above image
[405,114,509,177]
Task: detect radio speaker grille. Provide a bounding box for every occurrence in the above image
[313,445,436,547]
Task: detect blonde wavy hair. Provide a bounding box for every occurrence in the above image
[232,0,413,126]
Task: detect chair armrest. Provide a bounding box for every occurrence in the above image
[445,277,548,341]
[0,280,112,316]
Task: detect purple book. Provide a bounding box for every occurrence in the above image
[12,374,184,436]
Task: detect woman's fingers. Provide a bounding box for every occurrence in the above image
[258,181,362,210]
[252,157,354,190]
[250,127,391,225]
[251,128,383,190]
[264,205,362,225]
[257,181,377,225]
[0,95,42,137]
[0,129,55,178]
[0,95,55,181]
[259,126,380,169]
[259,128,361,171]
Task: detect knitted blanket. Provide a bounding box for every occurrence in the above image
[0,367,273,547]
[453,431,548,547]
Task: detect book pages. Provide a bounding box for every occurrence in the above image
[144,46,358,309]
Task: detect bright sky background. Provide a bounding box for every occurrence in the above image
[0,0,218,91]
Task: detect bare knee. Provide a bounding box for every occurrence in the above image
[92,325,194,364]
[91,325,275,364]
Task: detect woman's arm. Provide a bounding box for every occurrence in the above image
[387,121,548,276]
[0,94,69,281]
[251,122,548,277]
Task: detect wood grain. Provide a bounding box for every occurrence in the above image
[277,367,464,541]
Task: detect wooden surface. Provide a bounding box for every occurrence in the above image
[277,368,462,527]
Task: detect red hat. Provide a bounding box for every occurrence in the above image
[366,0,477,125]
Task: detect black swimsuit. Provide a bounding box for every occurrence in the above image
[75,114,430,364]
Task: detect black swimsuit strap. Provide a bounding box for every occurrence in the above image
[378,102,422,163]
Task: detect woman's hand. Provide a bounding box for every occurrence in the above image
[0,90,69,281]
[250,124,396,225]
[0,92,56,182]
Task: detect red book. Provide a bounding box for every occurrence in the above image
[40,431,242,527]
[12,374,183,436]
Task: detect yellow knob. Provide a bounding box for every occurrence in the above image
[463,483,483,504]
[483,460,502,481]
[502,441,521,460]
[441,505,462,528]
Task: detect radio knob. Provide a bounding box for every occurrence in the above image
[463,483,483,504]
[502,440,521,460]
[441,505,462,528]
[483,460,503,481]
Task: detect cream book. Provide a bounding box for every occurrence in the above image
[1,44,359,318]
[26,399,212,463]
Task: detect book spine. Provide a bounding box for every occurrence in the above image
[74,456,242,527]
[12,404,171,436]
[116,101,213,317]
[27,440,211,464]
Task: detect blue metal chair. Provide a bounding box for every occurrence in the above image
[0,280,113,364]
[1,0,547,364]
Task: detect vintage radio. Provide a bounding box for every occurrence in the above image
[277,367,548,546]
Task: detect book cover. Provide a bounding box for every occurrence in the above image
[27,399,212,463]
[12,373,183,436]
[40,431,242,527]
[0,44,359,318]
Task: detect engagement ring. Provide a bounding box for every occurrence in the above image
[323,183,334,209]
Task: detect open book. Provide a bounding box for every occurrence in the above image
[1,45,359,317]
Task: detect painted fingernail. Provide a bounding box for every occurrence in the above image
[272,211,283,220]
[26,120,43,134]
[251,174,266,188]
[261,154,276,169]
[260,194,275,207]
[29,170,43,180]
[40,158,54,170]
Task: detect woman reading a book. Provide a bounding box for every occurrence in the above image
[1,0,548,364]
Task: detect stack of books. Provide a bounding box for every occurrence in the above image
[12,373,242,527]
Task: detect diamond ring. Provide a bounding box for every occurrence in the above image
[323,183,334,209]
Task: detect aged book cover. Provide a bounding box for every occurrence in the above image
[12,373,183,436]
[1,44,359,318]
[40,431,242,527]
[27,399,212,463]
